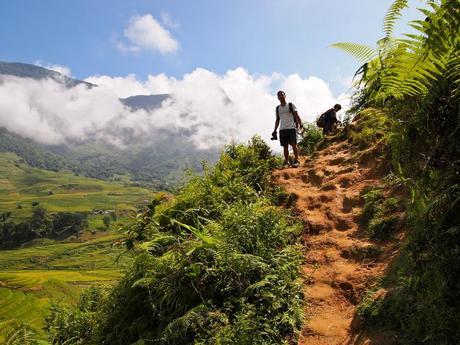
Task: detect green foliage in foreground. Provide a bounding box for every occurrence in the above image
[297,123,323,155]
[0,319,45,345]
[335,0,460,343]
[46,136,303,345]
[361,186,401,241]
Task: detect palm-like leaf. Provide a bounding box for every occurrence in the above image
[330,42,377,62]
[383,0,409,38]
[378,0,459,100]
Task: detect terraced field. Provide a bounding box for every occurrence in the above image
[0,231,130,332]
[0,152,154,337]
[0,152,156,224]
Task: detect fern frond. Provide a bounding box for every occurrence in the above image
[4,322,38,345]
[171,219,221,245]
[330,42,377,62]
[383,0,409,38]
[376,0,459,101]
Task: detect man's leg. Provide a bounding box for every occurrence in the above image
[283,144,289,164]
[292,144,299,161]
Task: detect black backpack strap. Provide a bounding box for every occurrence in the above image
[289,103,298,127]
[276,105,280,117]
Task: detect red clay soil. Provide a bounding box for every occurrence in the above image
[272,140,401,345]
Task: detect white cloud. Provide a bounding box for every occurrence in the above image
[34,61,72,77]
[0,68,350,151]
[279,75,349,121]
[116,14,179,54]
[85,73,151,98]
[0,76,123,145]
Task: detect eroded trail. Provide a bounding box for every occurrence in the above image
[272,140,399,345]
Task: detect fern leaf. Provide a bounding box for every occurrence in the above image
[383,0,409,38]
[330,42,377,62]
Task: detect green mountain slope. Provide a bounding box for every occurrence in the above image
[0,151,155,224]
[0,127,70,172]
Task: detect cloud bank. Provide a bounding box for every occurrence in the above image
[34,61,72,77]
[0,68,350,151]
[116,14,179,54]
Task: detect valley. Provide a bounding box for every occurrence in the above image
[0,151,153,334]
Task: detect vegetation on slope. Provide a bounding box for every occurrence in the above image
[0,231,129,341]
[334,0,459,343]
[0,128,69,172]
[45,137,304,345]
[0,126,217,190]
[0,152,155,222]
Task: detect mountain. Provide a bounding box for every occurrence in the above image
[0,127,71,172]
[121,94,170,110]
[0,62,220,190]
[0,61,94,88]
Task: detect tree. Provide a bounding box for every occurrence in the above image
[52,212,89,238]
[30,206,51,237]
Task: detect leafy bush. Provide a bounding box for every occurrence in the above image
[356,286,384,322]
[0,319,43,345]
[335,0,460,342]
[348,108,393,149]
[361,187,401,240]
[44,287,105,345]
[298,123,323,155]
[48,136,303,345]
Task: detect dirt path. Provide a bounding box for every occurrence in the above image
[272,140,398,345]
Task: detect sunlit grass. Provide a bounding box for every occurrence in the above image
[0,231,129,333]
[0,152,155,223]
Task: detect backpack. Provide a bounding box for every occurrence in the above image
[276,103,298,127]
[316,113,325,128]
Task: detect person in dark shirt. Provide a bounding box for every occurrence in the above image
[321,104,342,135]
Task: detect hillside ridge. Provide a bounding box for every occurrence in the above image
[273,137,402,345]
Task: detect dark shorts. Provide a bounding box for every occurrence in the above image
[279,129,297,147]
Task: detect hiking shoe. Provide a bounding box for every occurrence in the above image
[283,161,290,169]
[292,160,300,168]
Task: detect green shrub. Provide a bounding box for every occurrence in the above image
[349,108,393,149]
[361,187,401,240]
[44,287,106,345]
[0,319,43,345]
[48,136,304,345]
[356,286,384,322]
[298,123,323,155]
[334,0,460,342]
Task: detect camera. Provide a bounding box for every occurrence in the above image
[270,131,278,140]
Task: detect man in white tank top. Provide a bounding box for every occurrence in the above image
[272,90,303,168]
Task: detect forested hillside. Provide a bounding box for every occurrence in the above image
[0,128,70,172]
[0,126,218,190]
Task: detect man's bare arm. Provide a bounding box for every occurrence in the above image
[273,115,280,132]
[294,111,303,128]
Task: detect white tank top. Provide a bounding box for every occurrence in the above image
[277,103,297,130]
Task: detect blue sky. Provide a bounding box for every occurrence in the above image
[0,0,424,95]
